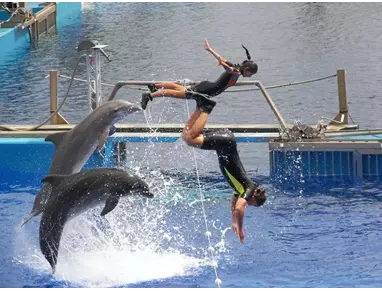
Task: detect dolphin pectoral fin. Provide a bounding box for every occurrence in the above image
[100,196,120,216]
[45,132,67,147]
[20,210,43,227]
[109,125,117,136]
[20,213,34,227]
[96,127,110,152]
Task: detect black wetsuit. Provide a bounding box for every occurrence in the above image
[191,69,240,97]
[201,128,258,200]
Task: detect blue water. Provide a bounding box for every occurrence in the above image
[1,2,382,288]
[2,170,382,287]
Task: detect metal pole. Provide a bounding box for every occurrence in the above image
[49,70,69,124]
[86,53,92,111]
[254,81,288,131]
[49,70,59,124]
[95,47,102,107]
[330,69,348,125]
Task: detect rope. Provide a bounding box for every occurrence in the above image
[225,73,337,93]
[0,54,86,132]
[55,73,337,94]
[185,100,222,288]
[56,74,146,91]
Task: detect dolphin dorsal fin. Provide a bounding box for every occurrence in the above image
[41,175,67,188]
[45,132,67,146]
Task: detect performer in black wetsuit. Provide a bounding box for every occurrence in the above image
[200,128,266,243]
[140,38,258,110]
[202,128,264,202]
[173,92,266,243]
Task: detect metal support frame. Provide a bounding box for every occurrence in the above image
[85,46,104,111]
[330,69,348,126]
[253,81,288,132]
[77,40,111,112]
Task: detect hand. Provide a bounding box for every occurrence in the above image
[232,223,245,243]
[204,38,211,51]
[232,223,239,236]
[238,229,245,244]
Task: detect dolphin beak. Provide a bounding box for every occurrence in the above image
[129,105,142,113]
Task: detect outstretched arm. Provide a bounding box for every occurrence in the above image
[231,194,247,243]
[204,39,238,73]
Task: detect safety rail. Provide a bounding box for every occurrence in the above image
[0,39,351,136]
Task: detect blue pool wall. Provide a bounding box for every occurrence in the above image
[0,3,82,60]
[0,138,104,185]
[270,149,382,184]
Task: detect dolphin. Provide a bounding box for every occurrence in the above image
[39,167,153,274]
[21,100,142,226]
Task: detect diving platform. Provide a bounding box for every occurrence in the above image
[270,129,382,180]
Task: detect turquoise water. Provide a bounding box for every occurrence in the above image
[330,134,382,140]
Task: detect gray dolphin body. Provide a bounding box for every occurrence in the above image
[21,100,141,226]
[39,167,153,274]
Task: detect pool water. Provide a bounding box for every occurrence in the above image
[1,164,382,287]
[2,2,382,288]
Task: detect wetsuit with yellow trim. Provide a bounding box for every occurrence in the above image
[200,128,258,201]
[191,63,241,97]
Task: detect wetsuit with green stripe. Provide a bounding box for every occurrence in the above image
[200,128,258,200]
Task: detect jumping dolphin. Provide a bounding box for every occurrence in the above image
[39,167,153,274]
[21,100,142,226]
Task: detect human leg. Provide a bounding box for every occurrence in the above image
[141,83,187,109]
[181,95,216,147]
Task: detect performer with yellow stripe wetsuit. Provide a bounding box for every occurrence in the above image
[141,38,258,110]
[141,39,265,243]
[182,116,266,243]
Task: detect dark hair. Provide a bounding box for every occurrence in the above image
[240,60,258,74]
[252,185,266,206]
[225,44,258,75]
[227,60,258,75]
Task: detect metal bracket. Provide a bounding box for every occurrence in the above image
[77,40,111,111]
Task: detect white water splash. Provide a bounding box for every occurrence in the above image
[14,196,208,287]
[55,248,203,287]
[12,108,225,287]
[13,166,212,287]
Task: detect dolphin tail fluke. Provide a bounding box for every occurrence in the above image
[39,213,64,274]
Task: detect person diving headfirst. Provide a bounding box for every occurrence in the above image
[180,101,266,243]
[141,38,258,110]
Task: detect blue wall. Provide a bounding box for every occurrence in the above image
[0,3,82,62]
[0,10,10,21]
[0,28,30,60]
[0,138,104,185]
